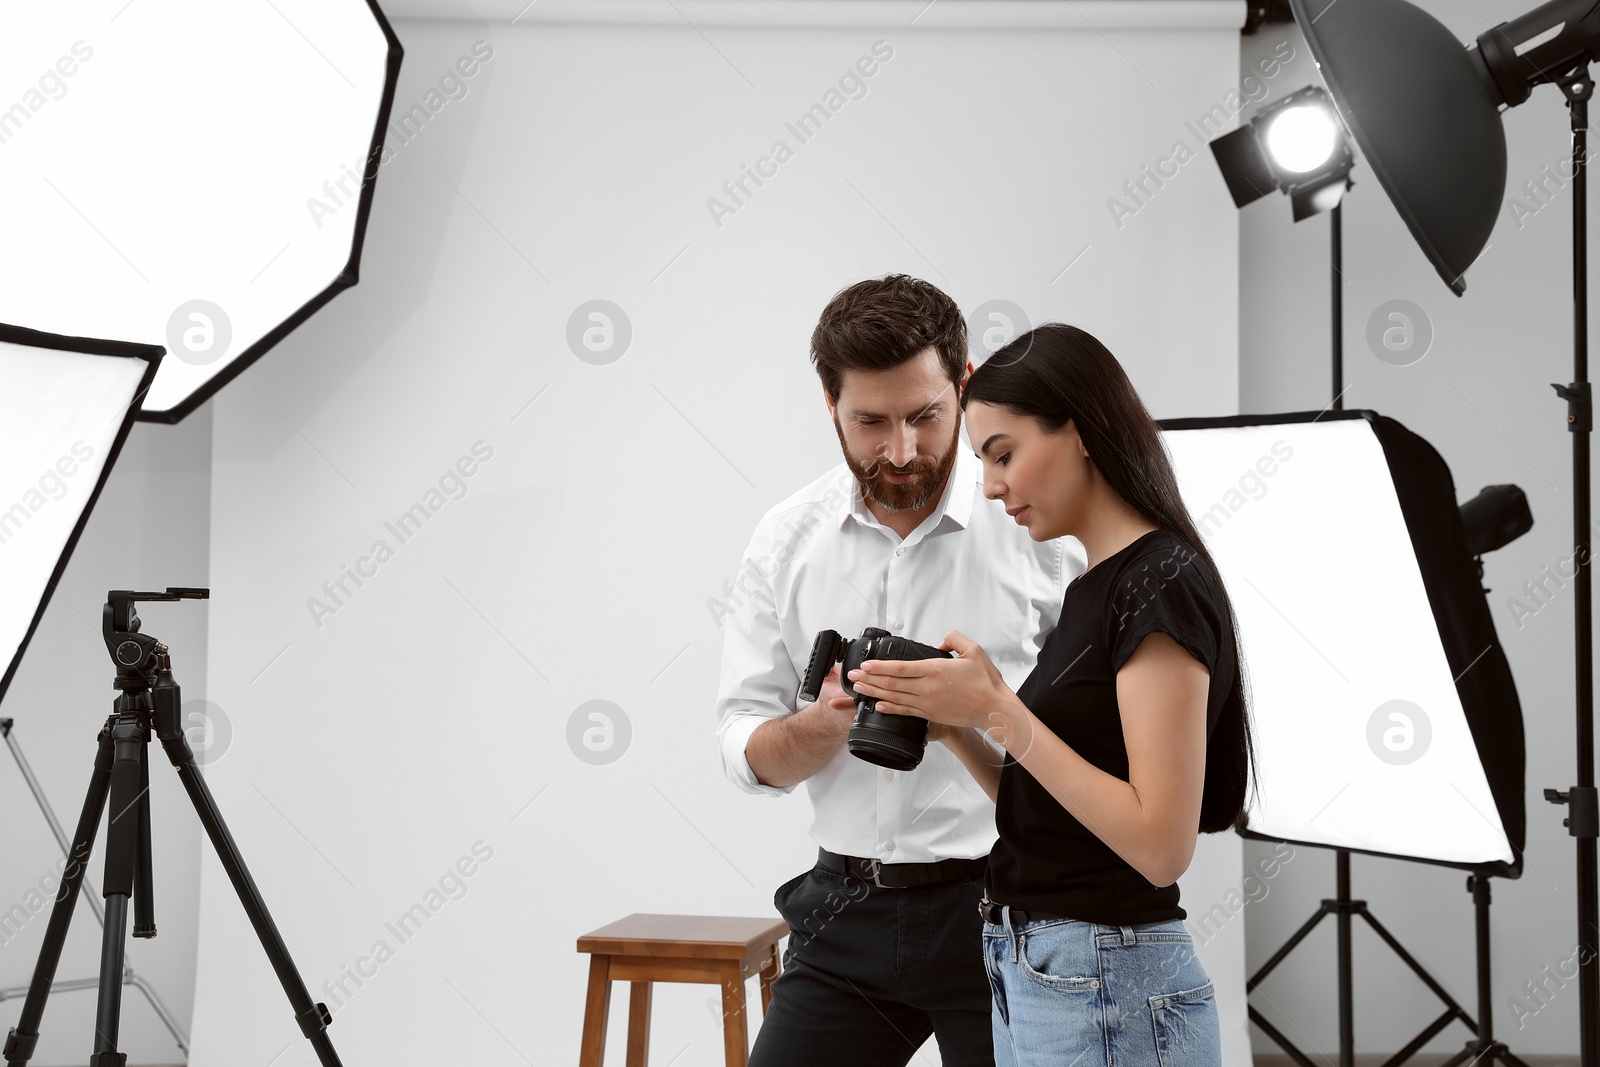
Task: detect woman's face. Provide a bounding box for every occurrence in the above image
[963,401,1091,541]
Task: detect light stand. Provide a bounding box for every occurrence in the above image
[0,718,189,1055]
[1208,61,1535,1066]
[1276,1,1600,1060]
[1543,65,1598,1067]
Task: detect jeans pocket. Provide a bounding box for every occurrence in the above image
[1015,925,1100,993]
[1149,979,1220,1067]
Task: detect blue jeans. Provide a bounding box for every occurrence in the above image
[983,907,1220,1067]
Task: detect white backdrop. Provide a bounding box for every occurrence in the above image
[188,5,1258,1065]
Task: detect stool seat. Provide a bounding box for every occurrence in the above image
[576,913,787,1067]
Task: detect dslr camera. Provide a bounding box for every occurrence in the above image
[798,626,953,771]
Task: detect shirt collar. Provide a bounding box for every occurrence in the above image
[839,440,979,533]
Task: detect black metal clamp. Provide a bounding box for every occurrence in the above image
[1546,786,1599,837]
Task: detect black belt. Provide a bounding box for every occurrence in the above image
[817,847,985,889]
[977,894,1072,925]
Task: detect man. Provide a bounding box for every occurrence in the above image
[715,274,1087,1066]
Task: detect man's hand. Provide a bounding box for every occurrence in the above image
[745,664,860,789]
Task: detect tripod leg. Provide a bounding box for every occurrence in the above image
[93,900,129,1066]
[133,740,155,939]
[155,731,342,1067]
[3,723,115,1067]
[92,712,148,1062]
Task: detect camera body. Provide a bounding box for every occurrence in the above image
[798,626,953,771]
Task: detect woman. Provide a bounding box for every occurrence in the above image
[846,323,1256,1067]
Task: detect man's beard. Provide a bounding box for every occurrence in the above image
[832,413,960,512]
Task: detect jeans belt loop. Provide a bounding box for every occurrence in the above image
[1003,904,1019,962]
[1120,924,1135,945]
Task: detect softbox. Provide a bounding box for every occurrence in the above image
[0,2,402,422]
[0,324,162,709]
[1158,409,1525,873]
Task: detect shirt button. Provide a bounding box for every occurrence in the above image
[885,841,895,851]
[895,547,905,556]
[892,619,904,629]
[884,770,893,780]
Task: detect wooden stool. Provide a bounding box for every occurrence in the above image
[576,913,786,1067]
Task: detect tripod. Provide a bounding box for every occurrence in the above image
[1245,840,1529,1067]
[3,588,340,1067]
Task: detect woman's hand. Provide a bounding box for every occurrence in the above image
[848,630,1022,740]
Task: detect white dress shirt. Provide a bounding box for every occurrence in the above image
[715,439,1087,864]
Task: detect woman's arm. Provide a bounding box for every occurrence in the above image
[994,630,1211,887]
[931,724,1005,803]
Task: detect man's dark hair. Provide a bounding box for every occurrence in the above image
[810,275,967,403]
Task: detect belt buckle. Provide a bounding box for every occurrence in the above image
[865,858,886,889]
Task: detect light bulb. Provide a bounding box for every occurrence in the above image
[1265,105,1339,173]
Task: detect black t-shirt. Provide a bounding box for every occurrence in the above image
[987,528,1237,925]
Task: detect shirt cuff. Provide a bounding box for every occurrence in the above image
[719,713,797,797]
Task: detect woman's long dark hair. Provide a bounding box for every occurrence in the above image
[961,323,1257,832]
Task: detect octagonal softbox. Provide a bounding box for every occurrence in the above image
[0,2,401,422]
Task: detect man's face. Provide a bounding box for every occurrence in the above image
[826,346,968,512]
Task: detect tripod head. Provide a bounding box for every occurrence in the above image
[103,588,207,694]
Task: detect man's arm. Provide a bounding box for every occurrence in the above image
[715,521,853,795]
[744,666,857,788]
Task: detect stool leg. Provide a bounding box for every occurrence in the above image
[580,955,612,1067]
[626,981,652,1067]
[719,959,749,1067]
[759,944,780,1015]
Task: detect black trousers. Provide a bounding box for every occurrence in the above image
[748,859,994,1067]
